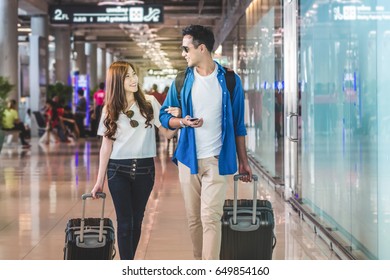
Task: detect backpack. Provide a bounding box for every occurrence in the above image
[174,66,236,105]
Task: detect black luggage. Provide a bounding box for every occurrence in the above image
[63,192,116,260]
[220,174,276,260]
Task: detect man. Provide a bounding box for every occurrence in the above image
[149,83,165,105]
[159,25,252,260]
[75,88,87,138]
[92,82,105,135]
[61,105,79,139]
[161,86,169,104]
[2,99,30,148]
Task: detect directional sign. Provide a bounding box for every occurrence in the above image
[49,5,164,24]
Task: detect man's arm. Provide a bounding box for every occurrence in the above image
[160,81,180,129]
[236,136,252,182]
[167,116,202,129]
[231,74,252,182]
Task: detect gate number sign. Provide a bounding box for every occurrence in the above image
[49,5,164,24]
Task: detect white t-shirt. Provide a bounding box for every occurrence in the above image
[98,94,161,159]
[192,63,222,159]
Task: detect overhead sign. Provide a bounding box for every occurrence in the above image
[333,4,390,21]
[49,5,164,24]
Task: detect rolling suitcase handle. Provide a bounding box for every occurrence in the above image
[232,174,259,231]
[80,192,106,243]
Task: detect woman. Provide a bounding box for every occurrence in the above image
[91,61,179,260]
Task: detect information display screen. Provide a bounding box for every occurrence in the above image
[49,5,164,24]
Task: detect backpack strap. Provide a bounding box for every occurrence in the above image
[223,67,236,104]
[174,67,236,106]
[174,70,186,106]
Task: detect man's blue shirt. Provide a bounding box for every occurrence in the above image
[159,62,247,175]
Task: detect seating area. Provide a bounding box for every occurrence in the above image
[32,111,46,137]
[1,130,19,147]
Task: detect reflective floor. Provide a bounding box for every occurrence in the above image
[0,136,340,260]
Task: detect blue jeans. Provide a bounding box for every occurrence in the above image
[107,158,155,260]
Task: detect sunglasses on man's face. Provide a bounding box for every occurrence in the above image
[125,110,139,128]
[180,45,190,53]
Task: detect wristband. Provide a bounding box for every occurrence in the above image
[179,119,187,128]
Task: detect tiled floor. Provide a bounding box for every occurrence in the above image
[0,136,339,260]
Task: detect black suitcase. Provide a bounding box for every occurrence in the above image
[220,174,276,260]
[63,192,116,260]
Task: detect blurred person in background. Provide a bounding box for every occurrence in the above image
[91,82,106,136]
[61,105,80,139]
[149,83,165,105]
[75,88,87,138]
[2,99,30,148]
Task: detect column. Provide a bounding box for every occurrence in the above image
[0,0,18,100]
[75,42,87,74]
[29,15,49,113]
[97,46,106,84]
[86,43,97,89]
[106,51,113,69]
[54,27,71,85]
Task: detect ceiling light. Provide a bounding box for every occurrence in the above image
[119,23,172,69]
[18,27,32,32]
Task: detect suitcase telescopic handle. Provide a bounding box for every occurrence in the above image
[233,174,258,181]
[82,192,106,200]
[80,192,106,243]
[233,174,258,225]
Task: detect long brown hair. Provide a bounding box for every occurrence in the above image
[103,61,153,140]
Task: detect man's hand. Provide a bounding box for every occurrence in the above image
[238,163,252,182]
[182,115,203,128]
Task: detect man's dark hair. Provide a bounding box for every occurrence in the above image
[182,25,215,53]
[99,82,105,90]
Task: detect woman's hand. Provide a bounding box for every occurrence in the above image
[91,183,103,199]
[165,106,181,118]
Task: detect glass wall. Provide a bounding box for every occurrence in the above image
[222,0,283,179]
[299,0,390,259]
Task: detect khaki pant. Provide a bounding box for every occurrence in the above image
[178,157,228,260]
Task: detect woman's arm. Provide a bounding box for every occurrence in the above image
[157,125,178,139]
[91,136,113,198]
[157,106,181,139]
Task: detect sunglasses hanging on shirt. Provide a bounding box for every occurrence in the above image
[125,110,139,128]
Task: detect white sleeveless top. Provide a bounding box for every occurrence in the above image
[98,94,161,159]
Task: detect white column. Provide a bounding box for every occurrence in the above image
[0,0,18,100]
[97,46,106,83]
[106,51,113,69]
[86,43,97,89]
[31,15,48,37]
[29,16,49,112]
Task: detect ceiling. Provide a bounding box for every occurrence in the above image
[18,0,246,72]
